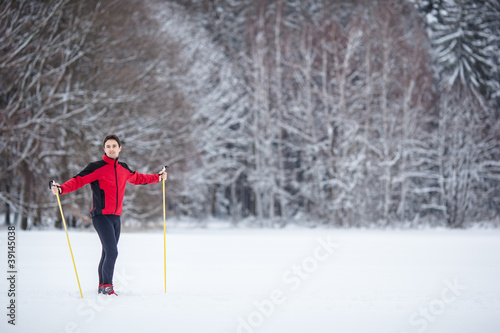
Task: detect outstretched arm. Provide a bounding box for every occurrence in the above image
[127,170,167,185]
[55,162,100,195]
[124,164,167,185]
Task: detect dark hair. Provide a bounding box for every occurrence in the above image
[103,134,121,147]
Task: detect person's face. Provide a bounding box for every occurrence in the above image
[103,139,122,159]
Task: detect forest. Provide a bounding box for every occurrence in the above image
[1,0,499,229]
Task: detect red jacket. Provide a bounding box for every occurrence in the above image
[61,154,159,217]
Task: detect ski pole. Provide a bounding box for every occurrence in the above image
[50,181,83,299]
[161,166,169,293]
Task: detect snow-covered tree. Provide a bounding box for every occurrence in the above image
[0,0,103,228]
[436,87,499,227]
[3,0,498,228]
[416,0,500,101]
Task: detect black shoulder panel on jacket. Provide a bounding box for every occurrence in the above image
[75,160,107,178]
[119,161,135,174]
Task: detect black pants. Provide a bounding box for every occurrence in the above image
[92,214,121,285]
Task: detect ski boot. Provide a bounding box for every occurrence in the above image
[102,284,118,296]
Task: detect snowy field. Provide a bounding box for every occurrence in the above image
[1,226,499,333]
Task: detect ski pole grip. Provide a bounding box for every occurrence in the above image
[49,180,62,194]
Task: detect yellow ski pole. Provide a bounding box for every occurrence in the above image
[161,166,169,293]
[50,181,83,299]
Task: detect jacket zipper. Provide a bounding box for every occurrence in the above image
[114,160,119,215]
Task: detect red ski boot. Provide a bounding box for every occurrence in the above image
[102,284,118,296]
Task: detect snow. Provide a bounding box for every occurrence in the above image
[1,226,500,333]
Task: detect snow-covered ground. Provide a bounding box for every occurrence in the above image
[1,226,499,333]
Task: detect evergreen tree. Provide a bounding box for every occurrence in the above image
[417,0,500,101]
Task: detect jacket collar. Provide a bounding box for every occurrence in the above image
[103,154,118,164]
